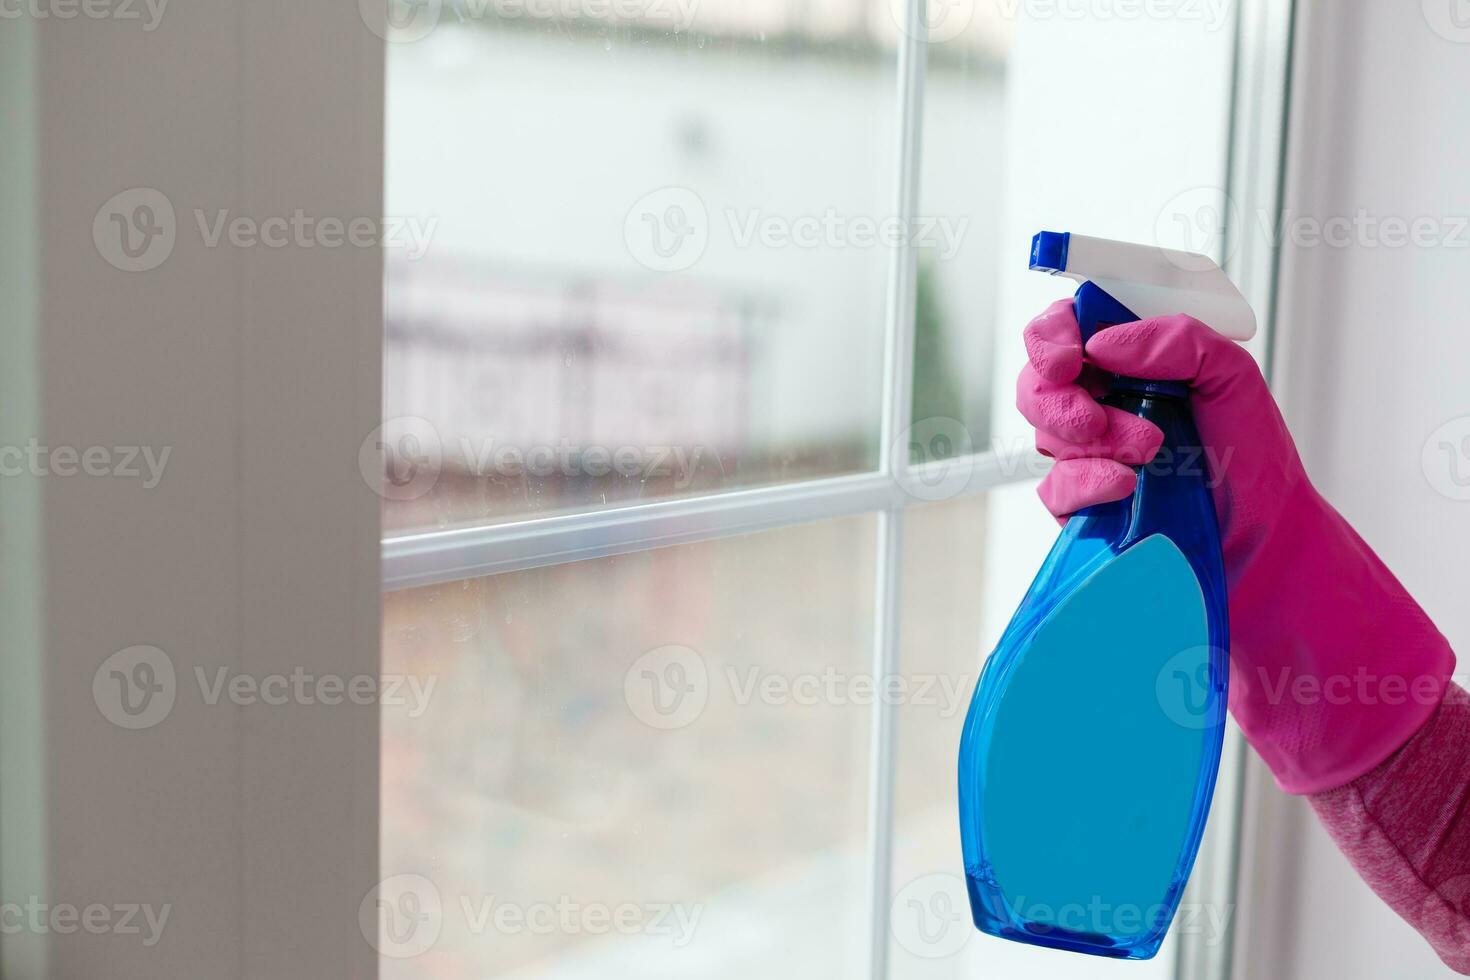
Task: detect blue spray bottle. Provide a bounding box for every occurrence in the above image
[957,232,1256,959]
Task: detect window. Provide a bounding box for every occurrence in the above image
[376,1,1288,978]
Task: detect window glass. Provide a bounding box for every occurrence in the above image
[381,515,877,976]
[910,9,1012,461]
[383,4,900,533]
[378,2,1257,977]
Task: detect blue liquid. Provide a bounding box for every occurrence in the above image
[958,386,1229,960]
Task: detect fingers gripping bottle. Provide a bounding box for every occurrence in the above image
[957,232,1257,959]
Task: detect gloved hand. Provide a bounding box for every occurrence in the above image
[1016,298,1456,794]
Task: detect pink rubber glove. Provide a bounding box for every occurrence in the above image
[1016,299,1456,794]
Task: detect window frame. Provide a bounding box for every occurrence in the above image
[10,2,385,975]
[5,0,1291,976]
[376,3,1294,980]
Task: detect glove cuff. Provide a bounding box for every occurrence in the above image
[1227,484,1457,794]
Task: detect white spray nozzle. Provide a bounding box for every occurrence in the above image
[1030,231,1256,341]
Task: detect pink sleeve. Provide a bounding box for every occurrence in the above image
[1308,683,1470,973]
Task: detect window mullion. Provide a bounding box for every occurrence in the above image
[380,450,1039,591]
[868,3,929,978]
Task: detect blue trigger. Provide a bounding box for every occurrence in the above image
[1074,281,1189,399]
[1073,280,1139,344]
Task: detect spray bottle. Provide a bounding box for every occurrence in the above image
[957,232,1256,959]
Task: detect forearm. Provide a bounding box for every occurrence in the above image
[1308,683,1470,974]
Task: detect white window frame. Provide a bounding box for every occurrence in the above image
[379,3,1295,980]
[3,0,1288,975]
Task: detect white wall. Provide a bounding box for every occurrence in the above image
[1234,1,1470,977]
